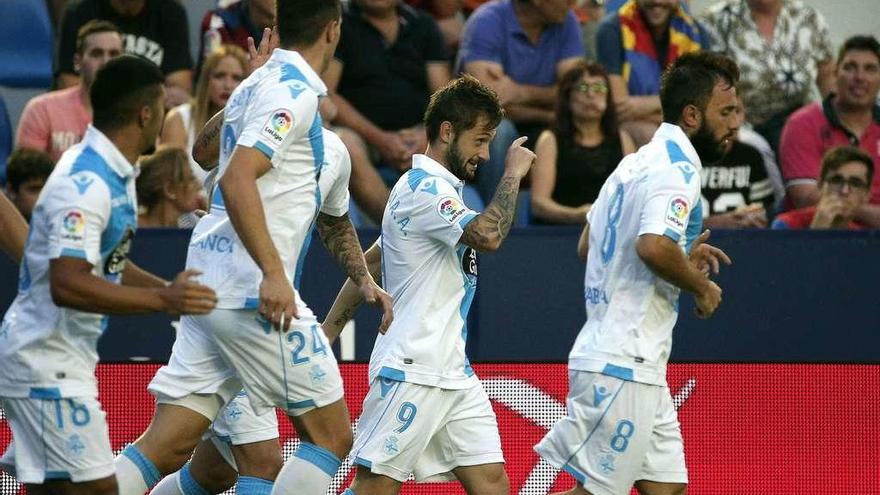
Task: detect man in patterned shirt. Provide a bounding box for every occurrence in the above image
[700,0,835,152]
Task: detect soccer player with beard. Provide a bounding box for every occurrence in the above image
[322,75,535,495]
[534,52,737,495]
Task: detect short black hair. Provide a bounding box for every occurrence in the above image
[277,0,341,47]
[820,146,875,185]
[76,19,121,55]
[6,148,54,192]
[660,52,739,124]
[90,54,164,131]
[837,35,880,66]
[424,75,504,143]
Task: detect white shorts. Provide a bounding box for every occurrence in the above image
[149,309,344,418]
[209,390,279,446]
[0,397,114,484]
[351,378,504,483]
[535,371,687,495]
[204,389,280,469]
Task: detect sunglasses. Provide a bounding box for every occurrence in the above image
[824,174,870,191]
[574,81,608,95]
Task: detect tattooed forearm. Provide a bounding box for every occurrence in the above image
[316,212,369,283]
[460,176,521,252]
[192,110,224,171]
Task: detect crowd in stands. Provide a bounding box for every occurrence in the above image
[3,0,879,232]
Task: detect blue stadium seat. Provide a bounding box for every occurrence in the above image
[0,96,11,185]
[0,0,53,88]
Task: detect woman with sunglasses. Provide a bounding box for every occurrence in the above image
[531,62,635,224]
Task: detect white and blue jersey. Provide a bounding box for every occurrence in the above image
[0,125,138,399]
[370,154,480,390]
[185,48,332,310]
[569,123,703,386]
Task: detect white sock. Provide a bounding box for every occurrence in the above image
[269,442,341,495]
[116,444,160,494]
[149,472,183,495]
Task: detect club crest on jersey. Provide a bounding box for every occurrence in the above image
[61,209,86,242]
[261,109,293,144]
[665,195,689,229]
[437,196,466,224]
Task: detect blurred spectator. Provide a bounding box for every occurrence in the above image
[405,0,466,52]
[531,63,635,224]
[772,146,872,230]
[597,0,711,146]
[136,146,202,228]
[17,20,122,163]
[700,0,834,153]
[458,0,584,203]
[161,45,247,185]
[779,35,880,227]
[579,0,604,61]
[700,139,773,229]
[325,0,452,221]
[198,0,274,74]
[56,0,193,108]
[4,149,54,221]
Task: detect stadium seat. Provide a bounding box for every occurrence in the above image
[0,0,53,88]
[0,96,11,185]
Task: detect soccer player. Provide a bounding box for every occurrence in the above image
[149,127,357,495]
[113,1,393,494]
[534,52,737,495]
[323,75,536,495]
[0,55,218,495]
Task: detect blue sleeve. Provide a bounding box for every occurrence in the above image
[558,11,585,61]
[596,16,624,74]
[458,7,504,66]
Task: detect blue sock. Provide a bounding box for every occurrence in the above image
[341,489,356,495]
[179,462,211,495]
[236,475,273,495]
[117,444,161,493]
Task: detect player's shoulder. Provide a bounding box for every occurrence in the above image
[46,146,114,208]
[404,168,458,202]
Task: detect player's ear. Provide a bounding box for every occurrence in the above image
[138,104,153,129]
[73,52,82,75]
[681,104,702,130]
[439,121,454,145]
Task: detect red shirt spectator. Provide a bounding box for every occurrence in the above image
[771,206,866,230]
[779,97,880,209]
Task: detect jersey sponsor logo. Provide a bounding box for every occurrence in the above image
[105,227,134,275]
[437,196,467,224]
[190,234,234,254]
[61,209,85,241]
[461,246,478,278]
[584,286,609,305]
[261,109,293,145]
[665,195,689,229]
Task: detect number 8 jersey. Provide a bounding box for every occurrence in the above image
[569,124,703,387]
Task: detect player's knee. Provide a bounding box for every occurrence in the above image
[322,426,353,460]
[58,476,117,495]
[194,462,239,493]
[235,444,284,481]
[485,468,510,495]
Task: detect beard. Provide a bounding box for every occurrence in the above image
[445,138,478,182]
[690,120,727,164]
